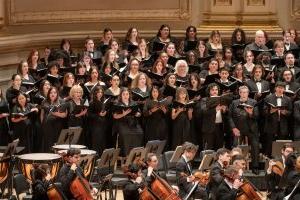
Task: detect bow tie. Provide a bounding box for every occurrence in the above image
[276,96,283,99]
[255,80,261,83]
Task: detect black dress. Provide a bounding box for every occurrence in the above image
[143,99,169,142]
[171,104,191,149]
[112,101,144,156]
[31,179,50,200]
[0,98,10,145]
[87,99,109,152]
[5,86,26,109]
[41,99,66,152]
[11,104,36,152]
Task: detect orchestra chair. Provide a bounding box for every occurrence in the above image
[163,151,177,185]
[13,173,32,200]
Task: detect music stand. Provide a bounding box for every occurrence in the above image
[170,146,184,163]
[56,127,82,145]
[124,147,146,166]
[1,139,19,160]
[98,148,120,171]
[144,140,166,157]
[79,155,95,181]
[198,154,214,171]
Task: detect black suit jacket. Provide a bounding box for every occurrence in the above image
[245,79,270,101]
[123,180,141,200]
[263,94,292,136]
[208,161,224,199]
[284,170,300,200]
[200,97,228,135]
[294,100,300,140]
[216,180,239,200]
[228,98,259,136]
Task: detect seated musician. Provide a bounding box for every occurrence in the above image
[231,155,247,177]
[123,163,144,200]
[56,148,97,199]
[283,153,300,200]
[216,165,243,200]
[266,143,294,200]
[32,164,51,200]
[176,142,208,200]
[143,153,179,192]
[208,148,231,200]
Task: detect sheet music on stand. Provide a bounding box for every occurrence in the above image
[170,146,184,163]
[125,147,146,166]
[56,127,82,145]
[144,140,166,157]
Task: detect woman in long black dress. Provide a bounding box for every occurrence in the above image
[88,86,108,152]
[59,72,75,101]
[171,87,193,149]
[11,93,38,152]
[0,88,10,145]
[67,85,88,145]
[112,87,143,156]
[41,87,67,152]
[143,86,169,143]
[6,74,27,109]
[17,60,36,91]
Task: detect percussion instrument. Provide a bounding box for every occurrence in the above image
[52,144,86,152]
[0,153,9,184]
[58,149,97,180]
[18,153,62,182]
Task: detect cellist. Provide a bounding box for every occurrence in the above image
[216,165,243,200]
[56,148,98,200]
[123,163,145,200]
[176,142,208,200]
[31,164,51,200]
[265,143,294,200]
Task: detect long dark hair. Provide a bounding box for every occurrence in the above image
[91,86,104,102]
[231,28,246,44]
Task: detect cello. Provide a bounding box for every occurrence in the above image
[70,167,93,200]
[236,181,263,200]
[47,180,68,200]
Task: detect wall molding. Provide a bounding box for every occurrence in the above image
[8,0,191,25]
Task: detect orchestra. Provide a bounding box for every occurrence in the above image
[1,25,300,200]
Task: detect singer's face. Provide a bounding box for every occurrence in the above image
[49,89,58,101]
[69,154,80,165]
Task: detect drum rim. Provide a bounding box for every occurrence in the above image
[18,153,62,161]
[52,144,86,149]
[57,149,97,155]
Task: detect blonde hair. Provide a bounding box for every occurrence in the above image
[175,87,189,103]
[69,85,83,99]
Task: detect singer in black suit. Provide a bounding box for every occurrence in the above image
[228,85,260,174]
[176,142,208,200]
[263,81,293,156]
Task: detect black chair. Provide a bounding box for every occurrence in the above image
[13,173,32,200]
[163,151,177,184]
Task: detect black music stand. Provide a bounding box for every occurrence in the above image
[97,148,120,200]
[125,147,146,166]
[56,127,82,145]
[144,140,166,157]
[170,146,184,164]
[0,139,19,199]
[79,155,95,181]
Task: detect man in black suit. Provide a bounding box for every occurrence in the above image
[200,83,229,150]
[244,30,269,52]
[263,81,293,156]
[208,148,231,200]
[278,52,300,79]
[265,143,294,200]
[228,85,260,174]
[176,142,208,200]
[216,165,243,200]
[283,30,299,51]
[83,37,102,67]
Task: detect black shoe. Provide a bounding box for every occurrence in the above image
[252,168,259,175]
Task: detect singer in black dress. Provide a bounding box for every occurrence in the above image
[11,93,39,152]
[40,87,67,152]
[171,87,193,149]
[87,86,109,152]
[112,87,143,156]
[143,86,169,142]
[0,88,10,145]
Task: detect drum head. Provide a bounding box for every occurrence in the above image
[18,153,61,161]
[52,144,86,150]
[58,149,97,155]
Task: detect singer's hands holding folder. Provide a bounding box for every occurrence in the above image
[75,108,87,117]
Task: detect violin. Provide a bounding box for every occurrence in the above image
[180,171,210,187]
[70,167,93,200]
[262,155,284,176]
